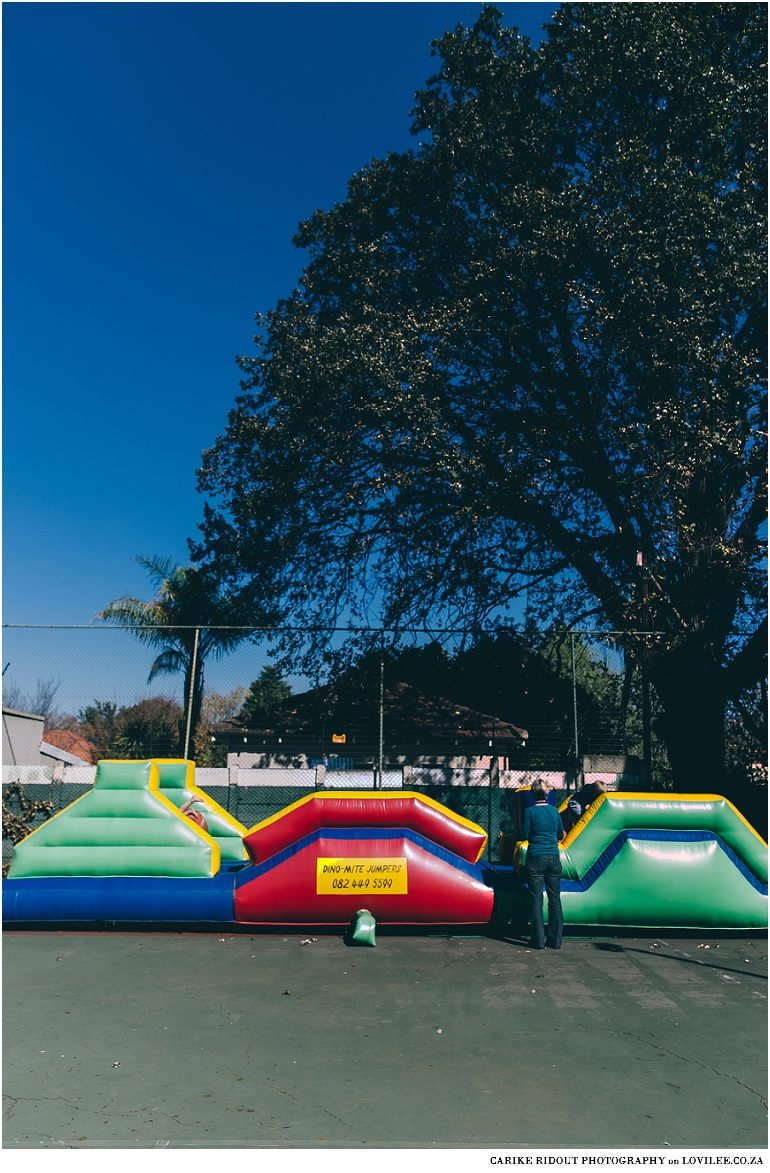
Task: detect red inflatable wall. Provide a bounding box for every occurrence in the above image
[243,791,487,866]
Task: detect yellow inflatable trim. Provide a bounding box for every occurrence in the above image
[111,759,222,872]
[556,791,768,851]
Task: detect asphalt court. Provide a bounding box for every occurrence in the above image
[3,929,767,1148]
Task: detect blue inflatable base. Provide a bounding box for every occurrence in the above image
[2,864,510,926]
[3,874,236,923]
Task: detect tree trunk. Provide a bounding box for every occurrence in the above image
[650,649,726,794]
[178,655,205,759]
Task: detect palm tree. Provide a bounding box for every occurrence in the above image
[97,557,254,757]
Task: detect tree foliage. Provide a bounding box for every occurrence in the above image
[195,4,766,791]
[373,634,667,777]
[2,786,54,875]
[238,667,293,724]
[3,676,63,731]
[97,556,256,754]
[381,635,600,732]
[77,696,183,761]
[193,687,248,765]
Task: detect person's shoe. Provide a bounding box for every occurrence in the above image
[545,940,561,949]
[529,942,545,949]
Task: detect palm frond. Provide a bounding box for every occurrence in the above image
[96,597,172,646]
[96,597,147,623]
[148,647,188,682]
[97,556,259,697]
[134,556,177,593]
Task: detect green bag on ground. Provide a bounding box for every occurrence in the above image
[352,909,377,946]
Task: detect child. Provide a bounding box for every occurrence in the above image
[179,795,209,833]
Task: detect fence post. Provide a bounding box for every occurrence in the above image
[570,633,580,792]
[227,756,239,814]
[637,551,653,789]
[488,753,499,861]
[376,659,384,790]
[183,627,200,761]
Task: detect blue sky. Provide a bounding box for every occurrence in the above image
[3,2,556,712]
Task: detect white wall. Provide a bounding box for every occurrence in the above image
[2,709,44,766]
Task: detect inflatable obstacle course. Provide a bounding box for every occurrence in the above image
[2,764,767,932]
[8,759,222,879]
[511,792,768,930]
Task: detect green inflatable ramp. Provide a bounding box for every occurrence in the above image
[8,759,221,878]
[516,792,767,931]
[153,759,247,862]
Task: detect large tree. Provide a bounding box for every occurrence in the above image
[195,4,767,792]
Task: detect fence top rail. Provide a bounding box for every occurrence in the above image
[2,624,664,635]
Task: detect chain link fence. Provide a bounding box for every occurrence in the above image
[3,623,661,871]
[1,766,570,874]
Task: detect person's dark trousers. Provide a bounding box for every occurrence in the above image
[525,853,563,949]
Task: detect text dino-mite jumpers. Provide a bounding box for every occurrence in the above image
[316,857,408,894]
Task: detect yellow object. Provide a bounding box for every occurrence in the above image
[559,791,769,851]
[316,857,408,895]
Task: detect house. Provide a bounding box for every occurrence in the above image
[40,729,95,768]
[210,679,529,770]
[2,708,45,766]
[3,710,96,785]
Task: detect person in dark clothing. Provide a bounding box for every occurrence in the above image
[564,778,607,832]
[521,777,565,950]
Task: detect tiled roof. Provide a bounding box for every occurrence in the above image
[43,728,96,765]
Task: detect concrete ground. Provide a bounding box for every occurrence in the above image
[2,929,767,1149]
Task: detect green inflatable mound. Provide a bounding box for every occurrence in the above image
[9,759,221,878]
[516,793,768,930]
[153,759,247,862]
